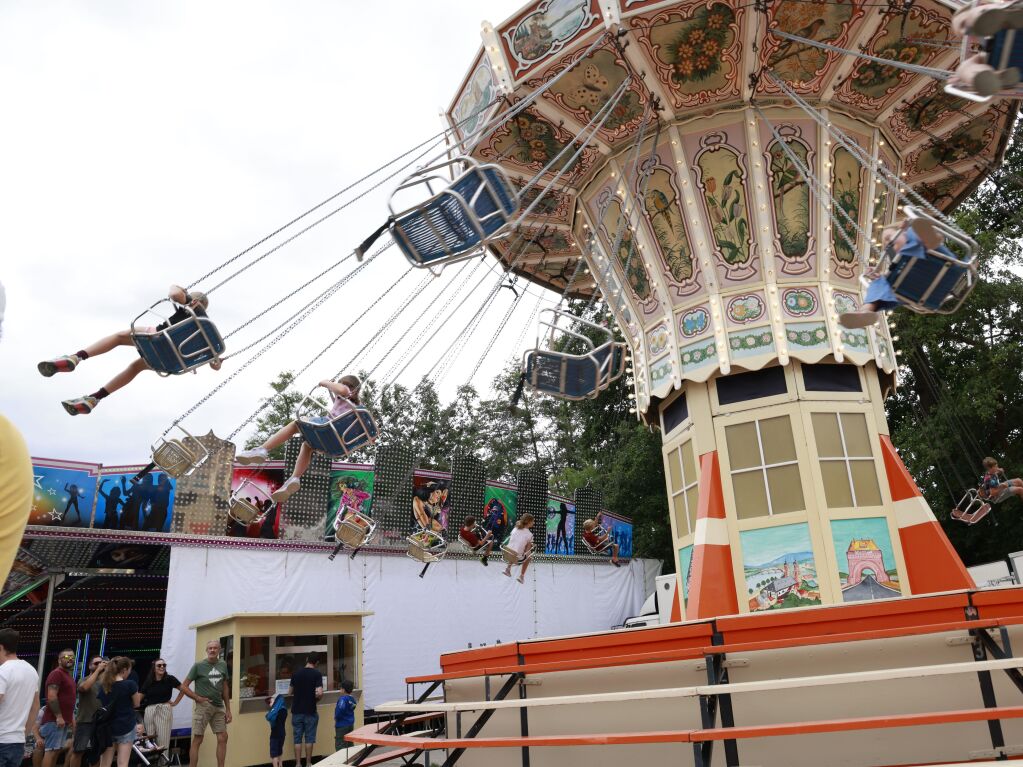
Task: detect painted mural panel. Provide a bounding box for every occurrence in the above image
[831,145,863,280]
[598,512,633,558]
[412,471,451,532]
[634,3,742,109]
[30,461,100,528]
[598,191,660,315]
[907,110,998,176]
[686,128,758,286]
[94,469,175,533]
[478,108,598,179]
[227,465,285,539]
[741,523,822,612]
[767,133,813,273]
[678,544,694,609]
[888,82,965,147]
[483,483,517,544]
[545,498,576,555]
[451,55,497,143]
[640,150,701,300]
[501,0,600,76]
[831,517,902,601]
[835,6,949,114]
[530,45,647,143]
[759,0,864,91]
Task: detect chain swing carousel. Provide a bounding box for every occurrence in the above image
[332,0,1023,764]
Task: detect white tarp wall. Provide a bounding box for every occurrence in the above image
[162,547,658,730]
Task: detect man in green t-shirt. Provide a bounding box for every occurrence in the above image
[177,640,232,767]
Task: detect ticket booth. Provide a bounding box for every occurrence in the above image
[190,612,370,767]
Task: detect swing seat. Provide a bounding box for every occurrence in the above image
[151,428,208,478]
[582,526,614,556]
[456,525,490,554]
[522,307,629,400]
[388,158,518,270]
[523,341,628,400]
[228,479,271,525]
[132,302,225,376]
[880,207,978,315]
[953,489,992,524]
[500,545,531,566]
[228,496,263,525]
[295,401,379,458]
[334,509,377,548]
[406,530,447,564]
[987,28,1023,76]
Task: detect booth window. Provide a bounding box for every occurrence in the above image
[667,440,700,535]
[811,412,882,508]
[239,634,358,700]
[724,415,805,519]
[802,363,861,392]
[662,393,689,434]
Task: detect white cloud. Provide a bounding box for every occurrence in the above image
[0,0,557,464]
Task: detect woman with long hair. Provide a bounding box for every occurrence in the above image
[97,657,141,767]
[140,658,182,750]
[236,374,362,502]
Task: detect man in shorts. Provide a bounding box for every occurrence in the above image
[40,650,75,767]
[288,654,323,767]
[67,656,106,767]
[180,641,231,767]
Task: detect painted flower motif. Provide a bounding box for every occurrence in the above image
[708,12,726,29]
[676,60,694,78]
[690,29,705,43]
[696,55,710,69]
[704,39,720,57]
[898,46,918,62]
[678,43,693,58]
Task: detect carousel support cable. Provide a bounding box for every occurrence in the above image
[227,261,418,441]
[161,241,390,438]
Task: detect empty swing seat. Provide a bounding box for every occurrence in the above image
[132,305,225,375]
[524,341,628,400]
[228,479,271,525]
[297,407,379,458]
[986,29,1023,74]
[151,427,208,478]
[389,158,518,268]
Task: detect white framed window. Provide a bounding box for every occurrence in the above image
[667,440,700,536]
[724,414,805,519]
[811,412,882,508]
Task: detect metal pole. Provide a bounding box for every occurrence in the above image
[35,574,57,680]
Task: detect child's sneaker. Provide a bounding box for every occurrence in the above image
[235,447,269,465]
[271,477,301,502]
[38,355,80,377]
[62,396,97,416]
[838,310,881,329]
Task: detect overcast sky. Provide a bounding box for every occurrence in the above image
[0,0,564,465]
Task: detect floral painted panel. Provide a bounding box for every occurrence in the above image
[785,321,830,351]
[728,327,776,360]
[726,292,767,327]
[831,145,863,280]
[678,305,711,339]
[650,355,674,388]
[758,0,865,92]
[451,55,497,144]
[834,6,950,114]
[906,111,998,175]
[680,338,718,372]
[640,153,702,301]
[633,2,742,109]
[478,108,599,178]
[501,0,600,76]
[598,192,660,315]
[647,322,671,357]
[693,132,757,282]
[516,183,574,223]
[529,45,648,143]
[781,287,821,319]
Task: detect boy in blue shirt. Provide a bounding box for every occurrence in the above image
[265,694,288,767]
[333,680,357,751]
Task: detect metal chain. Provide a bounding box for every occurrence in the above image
[162,242,389,437]
[770,30,952,80]
[227,260,418,440]
[223,252,356,339]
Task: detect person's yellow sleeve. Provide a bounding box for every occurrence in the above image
[0,414,32,586]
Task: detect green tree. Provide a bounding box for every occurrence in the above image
[244,371,305,458]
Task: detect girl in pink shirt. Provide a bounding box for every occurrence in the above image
[236,375,361,502]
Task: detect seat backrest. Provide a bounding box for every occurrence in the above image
[135,318,225,374]
[229,498,261,524]
[152,439,196,478]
